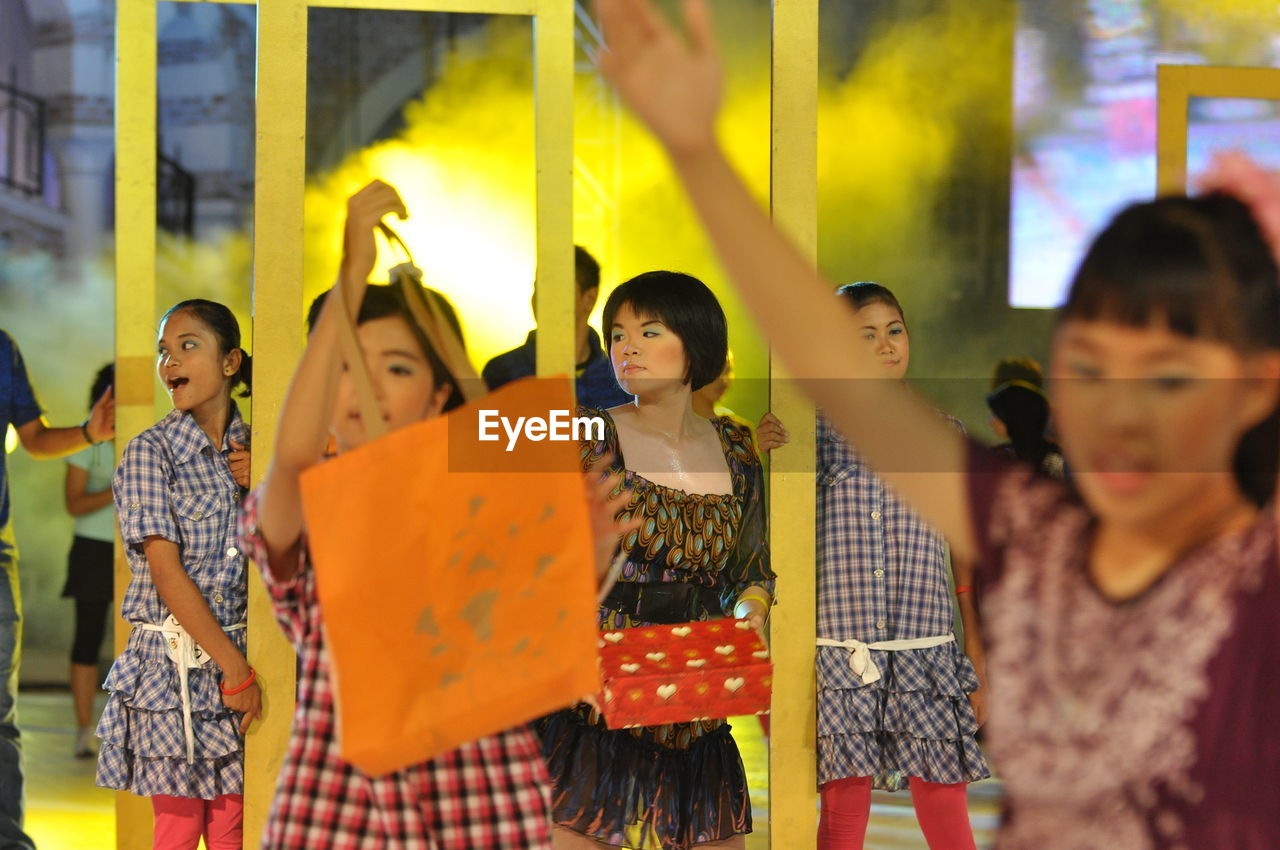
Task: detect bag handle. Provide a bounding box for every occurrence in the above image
[332,221,482,441]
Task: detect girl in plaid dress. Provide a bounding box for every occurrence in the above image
[241,181,636,850]
[597,5,1280,845]
[98,300,256,849]
[760,284,988,850]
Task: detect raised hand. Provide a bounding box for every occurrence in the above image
[596,0,722,156]
[87,385,115,444]
[341,180,408,295]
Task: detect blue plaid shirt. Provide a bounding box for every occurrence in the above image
[0,330,43,558]
[113,406,249,628]
[816,413,960,644]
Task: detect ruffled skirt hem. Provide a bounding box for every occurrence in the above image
[536,709,751,850]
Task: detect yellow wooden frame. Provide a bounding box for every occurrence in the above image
[768,1,819,845]
[1156,64,1280,195]
[117,1,819,846]
[115,1,572,846]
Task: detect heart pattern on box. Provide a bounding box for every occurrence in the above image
[595,617,771,730]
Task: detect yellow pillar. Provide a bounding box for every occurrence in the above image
[113,0,157,845]
[244,0,308,845]
[533,0,576,382]
[768,0,820,846]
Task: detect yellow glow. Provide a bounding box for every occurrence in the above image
[4,424,16,455]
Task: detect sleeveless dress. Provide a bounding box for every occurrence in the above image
[537,408,775,850]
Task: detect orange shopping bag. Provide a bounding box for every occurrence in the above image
[298,257,599,775]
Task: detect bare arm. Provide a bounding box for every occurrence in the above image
[598,0,973,557]
[952,549,988,725]
[146,536,249,679]
[255,182,406,581]
[144,537,261,730]
[65,464,114,517]
[16,387,115,460]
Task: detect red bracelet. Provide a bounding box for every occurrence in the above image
[220,667,256,695]
[954,585,973,595]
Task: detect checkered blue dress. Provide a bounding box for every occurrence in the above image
[96,407,250,799]
[816,415,989,791]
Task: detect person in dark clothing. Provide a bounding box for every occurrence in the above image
[481,246,632,409]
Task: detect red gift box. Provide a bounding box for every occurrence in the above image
[597,618,773,729]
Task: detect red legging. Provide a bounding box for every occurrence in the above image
[818,776,976,850]
[152,794,243,850]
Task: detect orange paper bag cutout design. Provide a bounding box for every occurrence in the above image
[300,376,599,776]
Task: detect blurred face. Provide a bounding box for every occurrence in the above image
[332,316,450,452]
[609,302,690,397]
[157,310,239,414]
[852,301,909,380]
[1050,319,1280,529]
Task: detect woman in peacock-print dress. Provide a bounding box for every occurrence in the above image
[536,271,775,850]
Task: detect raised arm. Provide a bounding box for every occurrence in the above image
[597,0,973,557]
[254,181,407,579]
[17,386,115,460]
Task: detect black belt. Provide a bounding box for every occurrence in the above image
[603,581,715,624]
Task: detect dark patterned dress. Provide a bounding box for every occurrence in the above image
[537,408,775,850]
[969,443,1280,849]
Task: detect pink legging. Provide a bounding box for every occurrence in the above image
[152,794,244,850]
[818,776,975,850]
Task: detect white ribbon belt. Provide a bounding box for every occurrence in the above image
[139,615,247,764]
[817,633,955,685]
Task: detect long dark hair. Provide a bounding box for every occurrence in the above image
[1060,193,1280,505]
[161,299,252,398]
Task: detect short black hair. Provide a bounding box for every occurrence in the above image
[306,283,467,412]
[575,245,600,294]
[161,299,251,397]
[835,281,905,323]
[601,270,728,392]
[89,363,114,410]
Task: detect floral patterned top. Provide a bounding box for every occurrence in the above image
[581,407,774,750]
[969,444,1280,849]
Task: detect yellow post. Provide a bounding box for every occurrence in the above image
[533,0,576,383]
[1155,65,1190,197]
[1157,64,1280,196]
[244,0,308,845]
[768,0,820,845]
[113,0,157,845]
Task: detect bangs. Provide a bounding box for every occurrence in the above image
[1060,200,1247,345]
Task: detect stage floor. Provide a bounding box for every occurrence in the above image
[20,691,1001,848]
